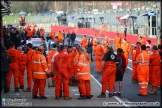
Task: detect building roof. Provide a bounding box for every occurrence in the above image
[1,0,12,16]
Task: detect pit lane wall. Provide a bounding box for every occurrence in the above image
[51,25,157,45]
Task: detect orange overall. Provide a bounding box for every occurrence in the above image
[32,51,50,96]
[67,51,76,83]
[6,48,20,89]
[121,42,131,67]
[18,52,27,87]
[26,49,36,89]
[131,46,140,81]
[40,28,45,37]
[95,44,104,72]
[58,33,63,43]
[114,36,121,51]
[76,52,91,96]
[46,50,57,80]
[149,51,161,87]
[54,52,69,97]
[102,61,116,93]
[136,50,149,95]
[50,30,55,39]
[80,37,87,48]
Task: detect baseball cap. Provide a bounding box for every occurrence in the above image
[38,46,44,50]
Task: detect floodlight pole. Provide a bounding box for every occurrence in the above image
[92,1,94,28]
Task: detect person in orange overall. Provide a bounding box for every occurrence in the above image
[58,31,63,43]
[131,42,141,83]
[50,30,55,39]
[40,27,45,37]
[138,36,146,45]
[75,46,92,99]
[23,43,36,92]
[80,35,87,48]
[92,34,98,56]
[6,41,20,92]
[121,38,131,67]
[136,45,149,96]
[67,46,77,86]
[17,46,27,89]
[32,46,51,99]
[46,43,58,87]
[97,46,118,98]
[114,33,122,51]
[25,23,29,31]
[54,36,59,44]
[31,24,37,37]
[148,45,161,95]
[95,42,104,73]
[54,45,71,100]
[102,36,111,54]
[27,28,32,38]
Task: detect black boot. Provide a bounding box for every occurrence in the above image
[109,93,113,98]
[60,90,62,97]
[97,92,106,98]
[15,88,20,92]
[32,95,39,99]
[39,96,47,99]
[18,86,24,89]
[78,96,87,100]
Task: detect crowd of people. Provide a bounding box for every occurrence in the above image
[1,24,162,100]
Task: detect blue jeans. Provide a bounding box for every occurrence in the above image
[67,38,70,46]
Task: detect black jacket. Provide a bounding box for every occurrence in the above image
[1,50,12,72]
[70,33,76,41]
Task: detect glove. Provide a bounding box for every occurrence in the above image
[49,72,54,77]
[47,74,50,78]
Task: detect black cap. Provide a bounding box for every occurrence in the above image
[117,48,124,54]
[60,45,64,50]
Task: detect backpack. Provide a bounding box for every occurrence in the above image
[116,56,123,73]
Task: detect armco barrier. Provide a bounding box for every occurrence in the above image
[52,26,157,45]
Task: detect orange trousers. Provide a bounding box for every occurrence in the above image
[124,52,129,67]
[18,65,26,86]
[7,63,19,88]
[102,65,116,93]
[27,64,32,89]
[55,71,69,97]
[96,55,102,72]
[150,66,160,87]
[115,43,121,51]
[132,63,138,80]
[32,79,46,96]
[157,65,161,86]
[78,79,91,96]
[137,65,149,95]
